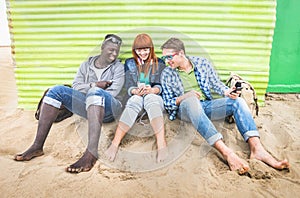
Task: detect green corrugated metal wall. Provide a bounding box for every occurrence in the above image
[7,0,276,109]
[268,0,300,93]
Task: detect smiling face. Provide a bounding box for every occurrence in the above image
[101,42,120,63]
[132,33,156,65]
[162,48,182,69]
[135,47,151,61]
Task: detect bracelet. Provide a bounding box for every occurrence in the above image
[90,82,96,88]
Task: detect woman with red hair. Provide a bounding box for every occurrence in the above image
[105,33,167,162]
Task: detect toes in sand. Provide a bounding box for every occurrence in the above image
[250,150,290,170]
[157,146,169,163]
[14,149,44,161]
[104,143,119,162]
[65,151,97,174]
[226,152,249,175]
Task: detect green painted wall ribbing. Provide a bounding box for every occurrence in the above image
[268,0,300,93]
[7,0,276,109]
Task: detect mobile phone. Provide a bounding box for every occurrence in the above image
[230,86,242,94]
[137,82,145,89]
[230,82,242,94]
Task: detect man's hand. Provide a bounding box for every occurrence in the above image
[224,88,241,99]
[95,81,113,89]
[176,90,202,105]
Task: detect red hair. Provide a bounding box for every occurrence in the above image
[132,33,158,76]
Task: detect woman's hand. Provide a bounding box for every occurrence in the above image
[131,85,159,96]
[132,88,144,96]
[142,85,159,95]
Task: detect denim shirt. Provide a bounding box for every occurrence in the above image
[124,58,166,99]
[161,56,229,120]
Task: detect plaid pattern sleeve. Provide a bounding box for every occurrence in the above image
[161,67,184,120]
[161,56,228,121]
[191,57,228,98]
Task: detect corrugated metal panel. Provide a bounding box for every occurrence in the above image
[7,0,276,109]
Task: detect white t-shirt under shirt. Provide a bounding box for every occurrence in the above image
[93,65,106,81]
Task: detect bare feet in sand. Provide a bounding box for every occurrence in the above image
[157,146,168,163]
[14,146,44,161]
[105,142,169,163]
[250,144,289,170]
[225,152,249,175]
[105,143,118,162]
[214,140,249,174]
[65,150,97,174]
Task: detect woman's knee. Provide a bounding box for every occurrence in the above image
[144,94,164,110]
[126,95,143,112]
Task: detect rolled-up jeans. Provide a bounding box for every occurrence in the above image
[119,94,164,128]
[43,85,122,123]
[178,96,259,146]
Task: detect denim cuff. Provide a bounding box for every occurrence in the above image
[243,130,260,142]
[206,133,223,146]
[43,96,61,109]
[86,95,105,110]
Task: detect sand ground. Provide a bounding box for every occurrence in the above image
[0,47,299,198]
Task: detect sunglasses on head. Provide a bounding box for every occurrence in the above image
[161,52,179,61]
[104,37,122,45]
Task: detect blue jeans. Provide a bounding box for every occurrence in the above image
[178,96,259,145]
[43,85,122,123]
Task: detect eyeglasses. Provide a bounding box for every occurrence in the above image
[103,37,122,45]
[161,52,179,61]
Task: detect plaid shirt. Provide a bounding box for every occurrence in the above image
[161,56,229,120]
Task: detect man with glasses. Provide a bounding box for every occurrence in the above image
[14,34,125,174]
[160,37,289,174]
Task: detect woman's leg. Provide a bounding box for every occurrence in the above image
[144,94,167,162]
[105,95,143,161]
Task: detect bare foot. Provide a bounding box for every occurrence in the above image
[104,143,119,162]
[14,146,44,161]
[249,137,290,170]
[157,146,168,163]
[65,150,97,174]
[250,148,290,170]
[226,152,249,175]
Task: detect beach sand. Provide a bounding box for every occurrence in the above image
[0,47,299,197]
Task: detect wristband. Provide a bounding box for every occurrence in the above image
[90,82,96,88]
